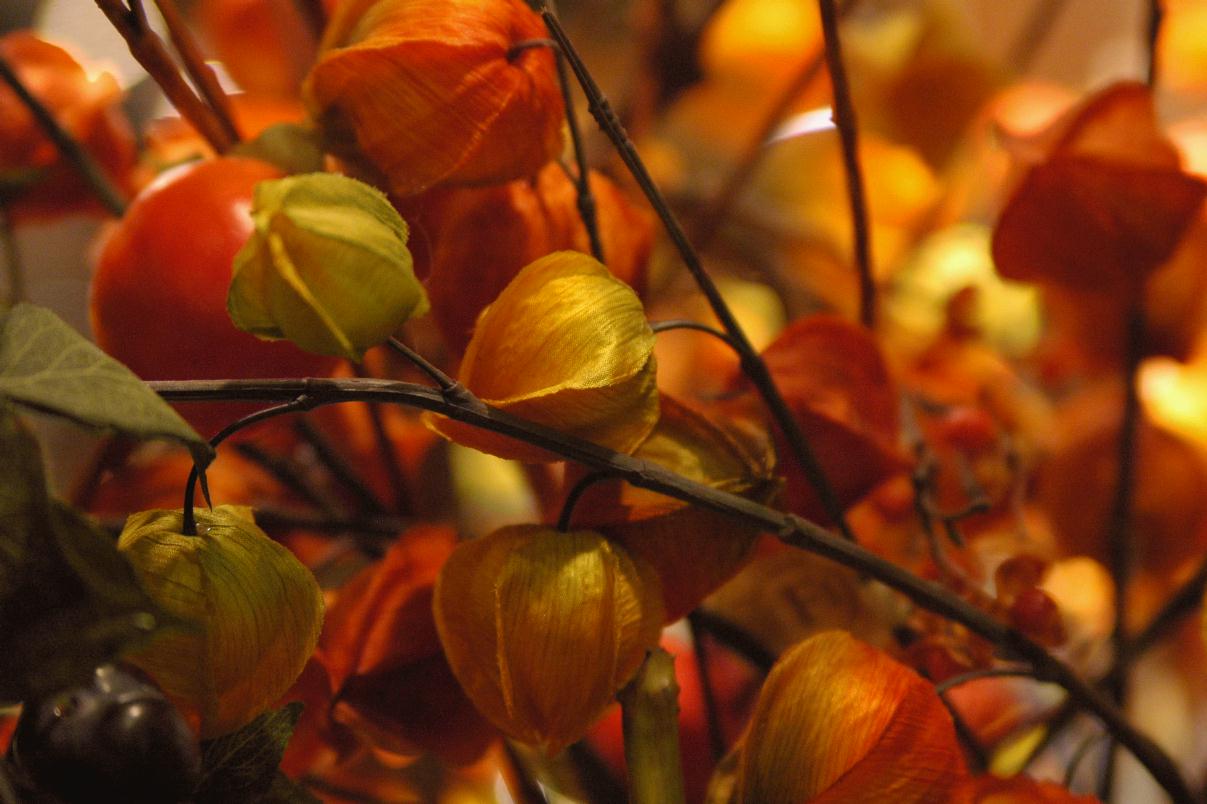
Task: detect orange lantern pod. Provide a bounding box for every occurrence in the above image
[567,396,778,621]
[412,162,653,353]
[434,525,664,754]
[992,82,1207,292]
[193,0,318,99]
[736,315,909,524]
[319,525,497,764]
[737,630,967,803]
[0,31,136,221]
[305,0,564,198]
[427,251,660,462]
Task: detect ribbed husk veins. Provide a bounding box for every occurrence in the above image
[433,526,664,753]
[117,506,324,738]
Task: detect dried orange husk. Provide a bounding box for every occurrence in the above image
[700,545,887,657]
[1037,207,1207,372]
[304,0,563,198]
[0,31,135,221]
[736,630,967,803]
[117,505,324,738]
[1035,386,1207,583]
[953,774,1100,803]
[739,315,909,523]
[433,525,664,754]
[568,396,777,621]
[992,82,1207,292]
[413,162,653,353]
[193,0,317,98]
[320,525,496,764]
[428,251,659,461]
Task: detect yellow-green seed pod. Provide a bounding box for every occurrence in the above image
[227,172,429,361]
[434,525,664,754]
[117,506,324,738]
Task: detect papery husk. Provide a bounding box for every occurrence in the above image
[411,162,652,353]
[992,82,1207,292]
[428,251,660,461]
[319,525,496,764]
[433,526,664,753]
[736,630,966,803]
[304,0,563,197]
[569,396,778,620]
[0,31,136,221]
[741,315,910,523]
[227,172,428,361]
[117,506,323,738]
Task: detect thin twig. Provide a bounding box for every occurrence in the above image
[940,696,989,772]
[500,741,549,804]
[1127,550,1207,664]
[557,470,608,531]
[94,0,235,153]
[689,50,826,250]
[293,418,388,514]
[650,318,738,350]
[149,375,1199,804]
[291,0,328,41]
[688,612,728,762]
[353,361,413,513]
[817,0,875,329]
[1147,0,1163,87]
[0,56,126,217]
[151,0,240,143]
[1006,0,1072,73]
[934,665,1036,697]
[542,11,860,543]
[1100,300,1145,800]
[181,398,313,534]
[543,4,604,261]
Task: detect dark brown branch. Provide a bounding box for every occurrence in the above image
[541,10,861,544]
[149,376,1196,804]
[151,0,240,143]
[1101,300,1145,798]
[542,6,604,262]
[817,0,875,328]
[94,0,235,153]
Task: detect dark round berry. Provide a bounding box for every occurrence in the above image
[11,664,201,803]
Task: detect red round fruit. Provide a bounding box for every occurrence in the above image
[90,157,340,437]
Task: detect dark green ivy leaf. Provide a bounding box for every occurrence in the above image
[196,703,305,803]
[0,405,165,703]
[0,303,213,467]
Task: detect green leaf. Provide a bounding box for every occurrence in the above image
[0,303,213,466]
[196,703,305,803]
[0,406,166,702]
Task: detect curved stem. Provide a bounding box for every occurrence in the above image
[149,375,1197,804]
[541,11,859,543]
[934,665,1035,697]
[817,0,875,329]
[181,397,313,535]
[650,319,737,350]
[541,6,604,262]
[557,470,608,531]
